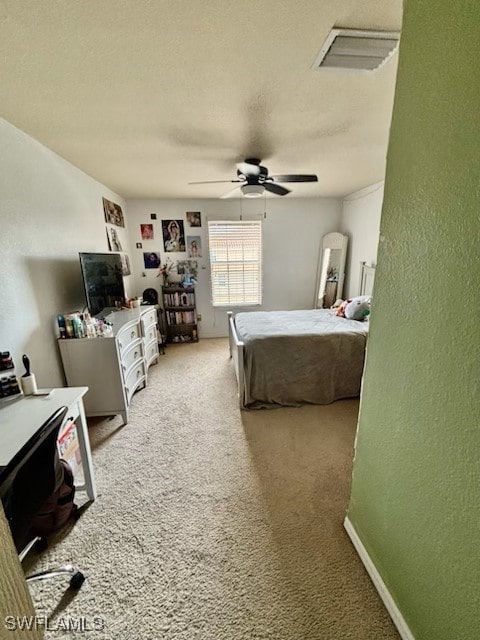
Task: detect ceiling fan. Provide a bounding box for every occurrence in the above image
[188,158,318,198]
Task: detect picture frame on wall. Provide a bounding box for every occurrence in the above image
[109,227,123,252]
[162,219,185,252]
[103,197,125,227]
[186,211,201,227]
[120,253,131,276]
[140,223,154,240]
[187,235,202,258]
[143,252,161,269]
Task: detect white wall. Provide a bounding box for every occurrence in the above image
[126,198,342,338]
[341,182,384,298]
[0,119,132,387]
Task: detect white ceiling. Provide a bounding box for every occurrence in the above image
[0,1,402,199]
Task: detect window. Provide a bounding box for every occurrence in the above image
[208,220,262,306]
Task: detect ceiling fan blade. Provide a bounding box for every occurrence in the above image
[220,186,241,199]
[188,179,243,185]
[264,182,290,196]
[269,174,318,183]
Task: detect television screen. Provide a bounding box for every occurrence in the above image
[79,253,125,316]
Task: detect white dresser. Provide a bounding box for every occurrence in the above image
[58,306,159,424]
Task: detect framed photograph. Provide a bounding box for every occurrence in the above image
[140,223,154,240]
[176,259,198,278]
[106,228,112,251]
[187,235,202,258]
[186,211,201,227]
[109,227,123,252]
[162,219,185,252]
[120,253,131,276]
[187,260,199,278]
[136,242,143,249]
[143,252,161,269]
[150,213,157,220]
[103,197,125,227]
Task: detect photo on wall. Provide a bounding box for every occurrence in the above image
[103,197,125,227]
[176,259,198,278]
[140,223,154,240]
[186,211,201,227]
[109,227,123,252]
[187,236,202,258]
[143,252,161,269]
[120,253,131,276]
[162,219,185,252]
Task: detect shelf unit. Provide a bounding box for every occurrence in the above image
[162,286,198,343]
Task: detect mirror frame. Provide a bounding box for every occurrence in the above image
[314,232,348,308]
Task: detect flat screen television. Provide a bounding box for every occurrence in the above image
[79,252,125,316]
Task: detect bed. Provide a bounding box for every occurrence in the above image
[228,262,375,410]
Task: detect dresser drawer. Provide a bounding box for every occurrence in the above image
[141,308,157,331]
[145,338,159,368]
[120,339,144,379]
[117,322,141,355]
[143,322,157,344]
[125,360,146,404]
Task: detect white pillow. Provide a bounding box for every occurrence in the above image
[344,296,371,321]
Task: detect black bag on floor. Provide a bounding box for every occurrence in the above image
[29,459,77,536]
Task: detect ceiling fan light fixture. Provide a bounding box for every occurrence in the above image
[241,184,264,198]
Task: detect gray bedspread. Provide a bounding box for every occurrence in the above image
[235,309,368,408]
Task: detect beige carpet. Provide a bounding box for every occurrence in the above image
[27,338,399,639]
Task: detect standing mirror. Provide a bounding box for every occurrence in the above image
[314,232,348,308]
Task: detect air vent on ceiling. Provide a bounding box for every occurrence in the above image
[313,29,400,72]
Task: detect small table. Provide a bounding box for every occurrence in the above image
[0,387,96,501]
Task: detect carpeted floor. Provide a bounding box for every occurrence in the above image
[27,338,399,639]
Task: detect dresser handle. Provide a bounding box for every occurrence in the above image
[131,330,136,339]
[137,370,141,378]
[134,351,138,359]
[119,342,123,350]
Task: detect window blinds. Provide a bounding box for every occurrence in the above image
[208,220,262,306]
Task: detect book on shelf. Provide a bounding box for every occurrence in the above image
[166,310,196,325]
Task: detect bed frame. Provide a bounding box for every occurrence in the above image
[228,262,376,410]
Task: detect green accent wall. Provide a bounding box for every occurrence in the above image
[347,2,480,639]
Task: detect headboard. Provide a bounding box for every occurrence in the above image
[359,261,376,296]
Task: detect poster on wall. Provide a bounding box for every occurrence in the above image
[103,197,125,227]
[176,259,198,278]
[109,227,123,252]
[120,253,131,276]
[140,223,154,240]
[186,211,201,227]
[143,252,161,269]
[162,219,185,252]
[187,236,202,258]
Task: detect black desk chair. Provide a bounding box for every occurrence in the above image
[0,406,85,590]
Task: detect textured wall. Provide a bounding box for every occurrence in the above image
[341,182,384,298]
[347,2,480,639]
[0,119,131,387]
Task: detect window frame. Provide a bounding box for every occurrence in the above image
[207,219,263,308]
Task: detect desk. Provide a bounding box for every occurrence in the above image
[0,387,96,501]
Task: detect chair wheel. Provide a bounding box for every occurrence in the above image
[34,537,48,553]
[69,571,85,590]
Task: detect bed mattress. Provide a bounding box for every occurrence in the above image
[235,309,368,408]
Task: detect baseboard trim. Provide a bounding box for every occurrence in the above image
[343,517,415,640]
